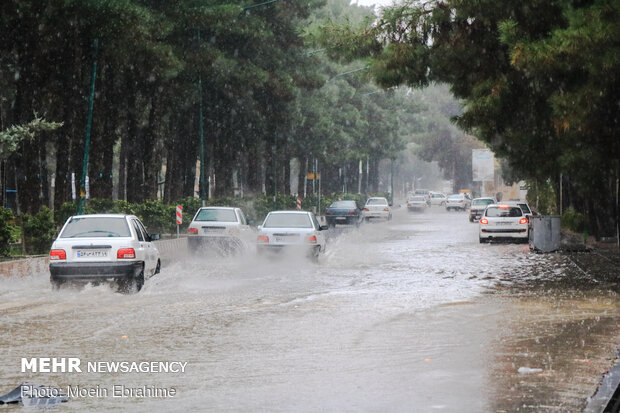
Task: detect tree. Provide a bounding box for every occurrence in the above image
[317,0,620,238]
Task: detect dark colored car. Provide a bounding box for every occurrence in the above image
[325,200,361,227]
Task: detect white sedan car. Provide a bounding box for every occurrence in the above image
[407,196,428,212]
[49,214,160,292]
[445,193,471,211]
[257,211,327,260]
[479,204,529,243]
[362,197,392,221]
[187,207,253,254]
[429,191,447,206]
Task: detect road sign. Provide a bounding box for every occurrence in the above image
[176,205,183,225]
[296,198,302,210]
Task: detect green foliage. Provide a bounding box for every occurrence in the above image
[0,115,63,161]
[132,201,176,235]
[21,207,56,255]
[561,207,586,234]
[525,180,557,215]
[0,207,14,256]
[323,0,620,238]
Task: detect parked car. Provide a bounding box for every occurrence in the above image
[502,201,535,217]
[187,207,253,254]
[479,204,529,243]
[445,193,471,211]
[257,211,328,261]
[49,214,160,292]
[407,196,428,212]
[429,191,447,206]
[469,197,497,222]
[325,200,362,227]
[362,197,392,221]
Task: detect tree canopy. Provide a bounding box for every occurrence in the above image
[317,0,620,237]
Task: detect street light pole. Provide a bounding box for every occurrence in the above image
[197,29,206,207]
[77,38,98,215]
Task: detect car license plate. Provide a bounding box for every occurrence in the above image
[496,222,510,226]
[76,249,108,258]
[336,217,347,221]
[275,235,296,242]
[203,227,224,233]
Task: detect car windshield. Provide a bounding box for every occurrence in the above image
[448,195,462,200]
[473,199,494,206]
[60,217,131,238]
[486,207,523,218]
[263,213,313,228]
[194,209,237,222]
[367,198,388,205]
[329,201,357,208]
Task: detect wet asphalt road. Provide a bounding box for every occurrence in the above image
[0,207,618,412]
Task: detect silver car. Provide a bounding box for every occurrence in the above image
[407,196,428,212]
[257,211,328,260]
[187,207,254,254]
[502,201,534,217]
[469,197,497,222]
[362,197,392,221]
[445,193,471,211]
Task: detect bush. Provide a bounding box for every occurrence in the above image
[0,207,15,256]
[562,207,586,233]
[22,206,56,254]
[133,200,176,235]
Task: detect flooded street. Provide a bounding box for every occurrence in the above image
[1,207,619,412]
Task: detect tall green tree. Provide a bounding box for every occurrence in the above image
[317,0,620,238]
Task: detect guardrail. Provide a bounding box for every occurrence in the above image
[0,237,188,278]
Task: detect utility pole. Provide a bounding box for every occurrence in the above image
[197,29,206,207]
[272,133,277,210]
[358,159,362,194]
[390,157,394,206]
[77,38,98,215]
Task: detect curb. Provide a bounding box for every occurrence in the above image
[584,354,620,413]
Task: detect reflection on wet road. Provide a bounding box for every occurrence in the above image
[1,207,618,412]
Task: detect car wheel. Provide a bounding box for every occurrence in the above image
[479,237,486,244]
[469,216,474,222]
[154,259,161,275]
[310,246,321,263]
[135,270,144,291]
[119,268,144,294]
[50,277,63,291]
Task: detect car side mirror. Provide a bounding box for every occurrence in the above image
[149,234,160,241]
[257,225,262,231]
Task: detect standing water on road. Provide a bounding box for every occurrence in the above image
[1,207,618,412]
